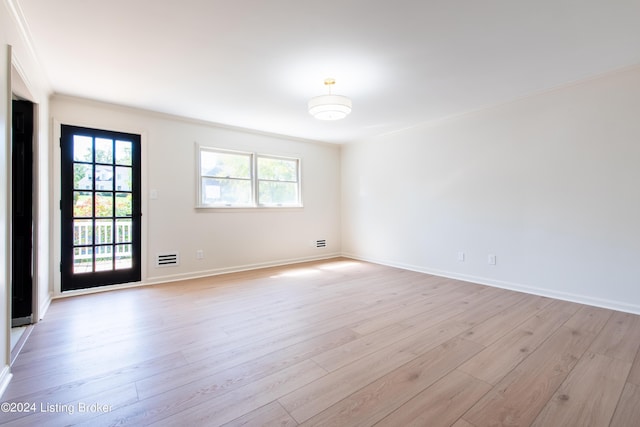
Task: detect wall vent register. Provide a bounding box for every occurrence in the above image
[157,252,179,267]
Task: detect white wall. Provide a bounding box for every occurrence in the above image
[2,0,52,323]
[51,96,341,294]
[1,0,52,397]
[342,66,640,313]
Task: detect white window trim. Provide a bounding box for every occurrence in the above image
[196,144,303,209]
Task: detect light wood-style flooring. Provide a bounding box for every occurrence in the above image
[2,258,640,426]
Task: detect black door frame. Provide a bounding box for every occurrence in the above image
[60,125,142,291]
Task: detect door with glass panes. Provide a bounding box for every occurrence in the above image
[61,125,141,291]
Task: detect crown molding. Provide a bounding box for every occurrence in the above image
[4,0,39,66]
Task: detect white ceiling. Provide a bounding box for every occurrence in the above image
[16,0,640,143]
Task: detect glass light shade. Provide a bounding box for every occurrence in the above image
[308,94,352,120]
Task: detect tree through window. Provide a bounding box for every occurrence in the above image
[198,146,301,208]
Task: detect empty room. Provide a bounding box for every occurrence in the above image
[1,1,640,426]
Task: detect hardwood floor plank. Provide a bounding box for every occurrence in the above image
[375,370,491,427]
[350,285,475,335]
[563,304,612,335]
[609,382,640,427]
[150,360,326,427]
[82,359,326,426]
[181,316,360,365]
[179,276,408,365]
[588,311,640,362]
[312,296,472,372]
[436,288,526,331]
[460,294,553,346]
[221,275,410,335]
[279,319,472,423]
[458,300,576,384]
[300,338,484,426]
[311,323,409,372]
[135,327,358,400]
[7,344,174,392]
[531,352,630,427]
[2,351,187,402]
[627,347,640,386]
[462,325,596,427]
[459,331,543,386]
[221,402,298,427]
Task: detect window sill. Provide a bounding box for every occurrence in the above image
[195,205,304,212]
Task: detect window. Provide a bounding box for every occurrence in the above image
[198,146,301,208]
[200,149,252,206]
[257,156,300,206]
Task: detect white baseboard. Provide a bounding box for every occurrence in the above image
[54,253,342,299]
[0,365,13,400]
[144,253,342,286]
[342,253,640,315]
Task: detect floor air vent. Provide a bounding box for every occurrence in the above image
[316,239,327,248]
[157,252,179,267]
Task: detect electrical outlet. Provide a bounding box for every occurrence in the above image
[457,251,465,262]
[488,254,496,265]
[196,250,204,259]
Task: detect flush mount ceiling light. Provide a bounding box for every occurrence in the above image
[308,78,352,120]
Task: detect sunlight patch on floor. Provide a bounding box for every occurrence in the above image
[270,268,321,278]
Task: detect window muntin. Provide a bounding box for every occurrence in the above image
[198,146,301,208]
